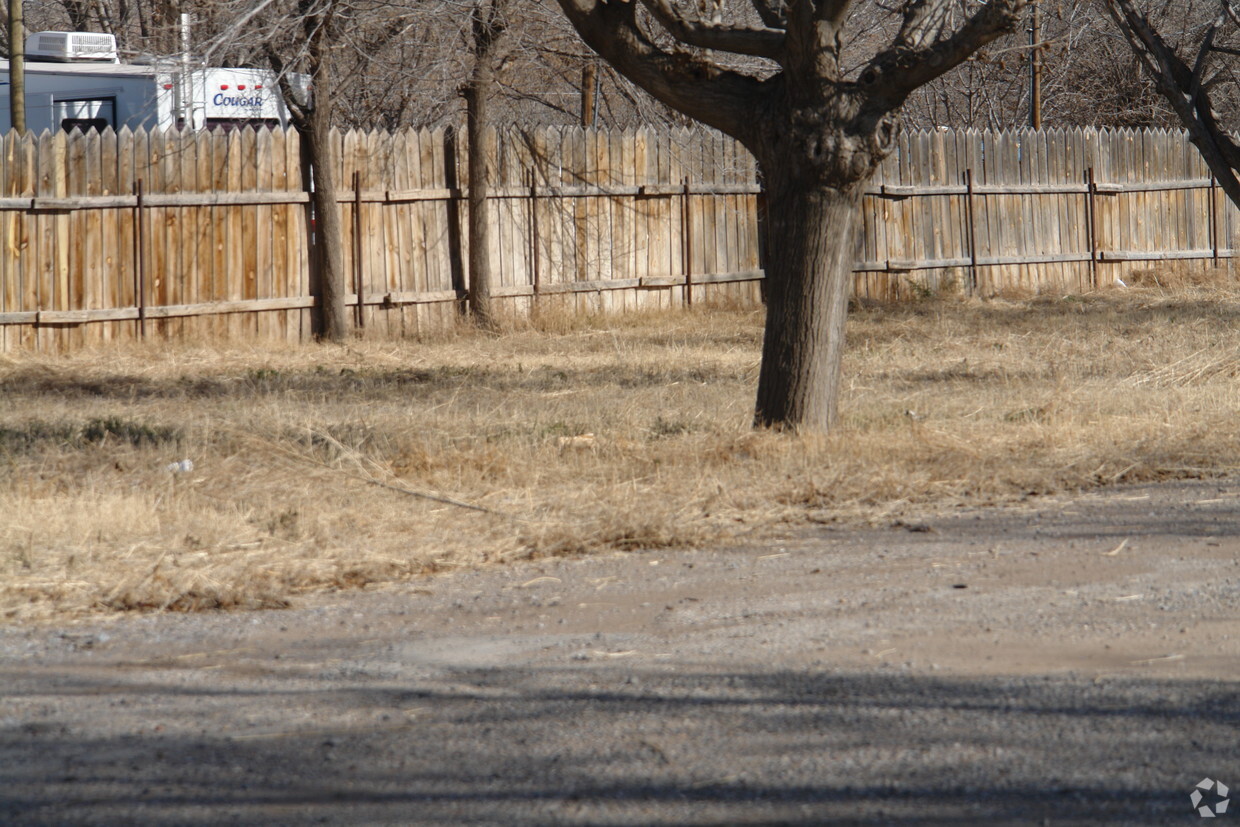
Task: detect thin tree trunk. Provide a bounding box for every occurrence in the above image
[307,96,349,342]
[465,58,496,328]
[753,181,861,431]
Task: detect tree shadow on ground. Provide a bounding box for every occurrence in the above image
[1,664,1233,825]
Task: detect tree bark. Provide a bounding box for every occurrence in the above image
[754,172,860,429]
[306,92,350,342]
[742,84,894,431]
[465,57,496,329]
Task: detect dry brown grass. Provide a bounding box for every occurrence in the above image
[4,277,1240,622]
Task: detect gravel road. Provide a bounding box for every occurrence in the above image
[3,479,1239,825]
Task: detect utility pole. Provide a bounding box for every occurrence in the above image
[180,13,193,129]
[580,63,597,128]
[9,0,25,134]
[1029,0,1042,129]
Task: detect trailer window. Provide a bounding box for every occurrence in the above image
[204,118,280,132]
[62,118,111,134]
[55,97,116,133]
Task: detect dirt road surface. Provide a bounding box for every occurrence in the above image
[3,479,1239,825]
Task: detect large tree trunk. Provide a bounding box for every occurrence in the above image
[754,176,861,430]
[748,97,887,432]
[306,94,349,342]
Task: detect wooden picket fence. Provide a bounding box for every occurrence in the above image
[0,124,1233,352]
[856,127,1234,300]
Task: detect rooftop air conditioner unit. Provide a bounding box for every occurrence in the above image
[25,31,119,63]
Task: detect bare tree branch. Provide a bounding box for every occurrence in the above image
[1104,0,1240,209]
[748,0,787,29]
[1222,0,1240,29]
[865,0,1029,106]
[638,0,784,58]
[894,0,957,50]
[1189,13,1223,105]
[264,41,308,127]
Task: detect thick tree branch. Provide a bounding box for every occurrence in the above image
[1223,0,1240,29]
[472,0,509,55]
[1104,0,1240,209]
[1189,14,1223,106]
[814,0,854,29]
[639,0,784,58]
[749,0,788,29]
[865,0,1028,106]
[895,0,955,50]
[555,0,766,140]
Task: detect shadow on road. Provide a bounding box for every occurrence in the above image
[3,665,1234,824]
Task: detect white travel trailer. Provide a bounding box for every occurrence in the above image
[0,31,303,133]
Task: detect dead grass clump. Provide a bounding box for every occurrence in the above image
[100,576,293,613]
[4,288,1240,621]
[519,507,711,559]
[1127,262,1235,290]
[0,417,180,454]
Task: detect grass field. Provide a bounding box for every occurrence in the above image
[4,275,1240,621]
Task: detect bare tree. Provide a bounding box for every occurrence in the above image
[1104,0,1240,208]
[198,0,417,341]
[254,0,352,341]
[552,0,1028,431]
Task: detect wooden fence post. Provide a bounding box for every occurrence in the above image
[964,168,979,295]
[443,128,467,315]
[681,176,693,307]
[1209,173,1219,264]
[1086,166,1099,289]
[297,128,320,338]
[528,169,541,299]
[352,170,365,329]
[133,179,147,339]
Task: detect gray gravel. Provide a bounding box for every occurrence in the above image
[3,479,1239,825]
